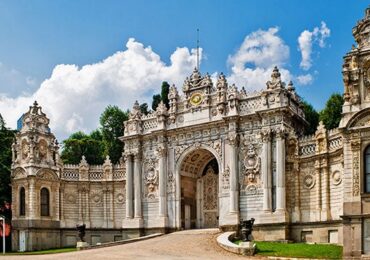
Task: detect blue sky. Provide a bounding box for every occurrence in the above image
[0,1,367,140]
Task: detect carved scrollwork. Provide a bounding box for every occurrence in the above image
[144,158,158,200]
[222,165,230,191]
[303,174,315,189]
[167,171,175,195]
[243,144,261,183]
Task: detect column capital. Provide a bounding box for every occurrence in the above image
[133,152,142,161]
[227,132,239,146]
[156,144,167,158]
[275,126,287,139]
[260,129,271,143]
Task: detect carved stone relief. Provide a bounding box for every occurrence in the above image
[303,173,315,190]
[144,158,158,200]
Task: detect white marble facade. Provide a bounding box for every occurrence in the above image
[10,7,370,257]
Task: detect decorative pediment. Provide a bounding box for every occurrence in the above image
[347,108,370,128]
[36,169,58,181]
[11,167,27,179]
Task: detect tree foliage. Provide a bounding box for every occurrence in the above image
[301,100,320,135]
[319,93,344,130]
[152,94,161,111]
[0,114,16,204]
[140,103,149,115]
[99,105,128,163]
[61,131,104,164]
[161,81,170,109]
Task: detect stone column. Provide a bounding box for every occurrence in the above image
[55,184,60,221]
[103,188,108,227]
[276,129,286,211]
[85,188,90,227]
[315,160,322,221]
[78,189,82,222]
[262,130,272,212]
[125,155,134,218]
[158,145,167,218]
[321,159,331,221]
[109,187,114,225]
[175,167,181,229]
[228,133,239,213]
[28,177,36,219]
[60,184,64,222]
[196,179,202,228]
[134,154,142,218]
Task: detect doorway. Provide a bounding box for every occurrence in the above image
[180,149,219,229]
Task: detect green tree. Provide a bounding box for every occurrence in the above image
[0,114,16,204]
[61,131,104,165]
[99,105,128,163]
[161,81,170,109]
[140,103,149,115]
[319,93,344,130]
[152,94,161,111]
[301,100,320,135]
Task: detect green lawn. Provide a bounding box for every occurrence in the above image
[4,247,77,255]
[234,240,342,259]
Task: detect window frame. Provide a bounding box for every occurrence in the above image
[19,187,26,216]
[40,187,50,217]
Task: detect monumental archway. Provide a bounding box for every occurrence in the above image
[177,147,220,229]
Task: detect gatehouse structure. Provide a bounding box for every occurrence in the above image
[9,7,370,257]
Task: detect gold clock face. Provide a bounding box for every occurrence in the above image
[190,93,203,106]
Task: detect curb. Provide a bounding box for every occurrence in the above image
[80,233,164,250]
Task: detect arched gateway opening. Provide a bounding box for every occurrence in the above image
[179,148,219,229]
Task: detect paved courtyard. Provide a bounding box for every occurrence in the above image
[4,229,260,260]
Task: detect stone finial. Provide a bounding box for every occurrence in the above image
[266,66,284,90]
[80,155,88,166]
[315,121,327,153]
[190,67,201,85]
[129,100,142,120]
[103,155,111,166]
[30,100,40,115]
[287,81,295,92]
[168,84,178,100]
[155,101,168,116]
[216,72,228,90]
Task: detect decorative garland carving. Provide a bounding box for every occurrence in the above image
[144,158,158,200]
[203,167,217,210]
[167,171,175,195]
[352,151,360,196]
[243,144,261,182]
[222,165,230,191]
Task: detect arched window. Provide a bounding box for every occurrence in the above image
[40,188,50,216]
[19,187,25,216]
[365,146,370,193]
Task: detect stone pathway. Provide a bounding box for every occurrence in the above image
[3,229,263,259]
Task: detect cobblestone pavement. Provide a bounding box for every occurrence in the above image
[4,229,263,260]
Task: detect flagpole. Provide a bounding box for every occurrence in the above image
[197,28,200,70]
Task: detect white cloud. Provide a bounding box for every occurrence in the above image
[298,21,330,70]
[227,27,292,90]
[0,38,199,140]
[296,74,313,85]
[1,27,322,141]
